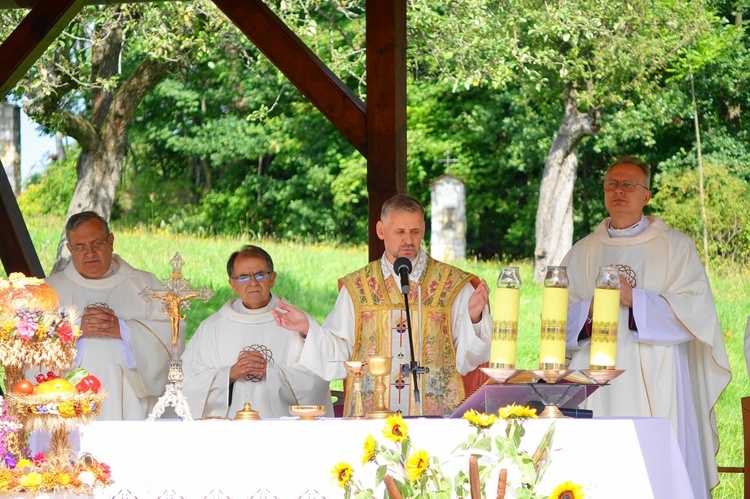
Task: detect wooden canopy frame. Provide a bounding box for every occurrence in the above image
[0,0,406,276]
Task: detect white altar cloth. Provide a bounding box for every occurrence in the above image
[47,417,690,498]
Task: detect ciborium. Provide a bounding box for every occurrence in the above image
[344,360,368,419]
[366,356,394,419]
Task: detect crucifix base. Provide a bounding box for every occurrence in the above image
[147,359,194,421]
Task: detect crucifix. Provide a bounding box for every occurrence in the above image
[438,150,459,173]
[140,252,214,421]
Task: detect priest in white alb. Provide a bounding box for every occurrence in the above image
[562,157,731,499]
[45,211,174,420]
[181,245,333,419]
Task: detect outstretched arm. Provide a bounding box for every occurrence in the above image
[272,301,311,337]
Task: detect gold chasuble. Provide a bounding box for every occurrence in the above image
[340,257,476,416]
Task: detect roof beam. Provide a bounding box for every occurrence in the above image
[0,160,43,277]
[0,0,87,99]
[365,0,407,261]
[212,0,367,156]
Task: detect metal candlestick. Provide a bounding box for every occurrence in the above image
[344,360,368,419]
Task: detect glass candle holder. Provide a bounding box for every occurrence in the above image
[539,266,569,370]
[490,267,521,368]
[590,265,620,370]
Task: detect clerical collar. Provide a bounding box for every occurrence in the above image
[381,250,427,284]
[607,215,649,238]
[88,258,119,280]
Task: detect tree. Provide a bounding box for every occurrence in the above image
[12,1,220,271]
[409,0,716,280]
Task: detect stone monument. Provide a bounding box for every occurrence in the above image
[430,173,466,262]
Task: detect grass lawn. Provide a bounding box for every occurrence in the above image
[21,215,750,497]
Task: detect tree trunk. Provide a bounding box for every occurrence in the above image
[533,96,599,283]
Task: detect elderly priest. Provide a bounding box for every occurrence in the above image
[181,245,333,419]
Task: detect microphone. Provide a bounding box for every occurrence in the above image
[394,257,412,294]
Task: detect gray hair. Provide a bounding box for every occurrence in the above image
[65,211,110,240]
[226,245,274,277]
[609,155,651,188]
[380,195,424,221]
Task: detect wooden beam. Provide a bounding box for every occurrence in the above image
[365,0,407,262]
[212,0,367,156]
[0,0,84,277]
[0,0,87,100]
[0,160,43,277]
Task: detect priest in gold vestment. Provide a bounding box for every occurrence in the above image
[273,195,492,417]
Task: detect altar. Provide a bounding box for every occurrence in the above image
[60,417,691,499]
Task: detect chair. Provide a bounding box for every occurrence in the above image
[331,389,345,418]
[716,397,750,498]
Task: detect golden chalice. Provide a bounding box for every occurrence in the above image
[344,360,368,419]
[366,356,394,419]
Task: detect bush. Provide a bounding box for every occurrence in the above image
[650,162,750,266]
[17,154,77,218]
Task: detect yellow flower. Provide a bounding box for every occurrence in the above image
[58,400,75,418]
[463,409,497,429]
[405,450,429,481]
[383,413,408,443]
[331,462,353,488]
[36,324,50,340]
[56,472,71,485]
[15,459,32,469]
[549,480,585,499]
[498,403,538,420]
[362,434,376,464]
[19,471,43,488]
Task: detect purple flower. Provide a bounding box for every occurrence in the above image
[16,317,38,340]
[4,452,17,468]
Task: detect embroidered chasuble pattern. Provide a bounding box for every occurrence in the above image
[340,257,475,416]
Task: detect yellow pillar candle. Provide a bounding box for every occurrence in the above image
[590,287,620,369]
[539,286,568,370]
[490,287,520,368]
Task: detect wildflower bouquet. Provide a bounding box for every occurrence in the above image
[0,451,113,496]
[331,405,585,499]
[0,306,80,369]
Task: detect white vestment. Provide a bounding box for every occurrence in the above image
[181,295,333,419]
[45,255,175,420]
[562,216,731,498]
[298,252,491,384]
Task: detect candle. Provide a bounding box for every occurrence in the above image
[489,267,521,369]
[590,265,621,369]
[539,286,568,369]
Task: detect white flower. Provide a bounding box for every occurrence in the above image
[78,470,96,486]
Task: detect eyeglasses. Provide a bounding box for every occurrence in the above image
[603,179,650,192]
[69,238,110,254]
[231,272,272,284]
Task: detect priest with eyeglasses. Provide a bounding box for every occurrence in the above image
[45,210,173,420]
[562,156,730,499]
[181,245,333,419]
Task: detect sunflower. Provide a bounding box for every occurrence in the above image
[382,413,408,443]
[463,409,497,429]
[548,480,584,499]
[498,403,538,420]
[405,450,429,481]
[362,434,376,464]
[331,462,354,489]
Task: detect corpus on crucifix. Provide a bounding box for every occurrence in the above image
[140,252,214,420]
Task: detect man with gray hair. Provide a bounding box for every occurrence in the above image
[45,211,174,420]
[562,156,730,498]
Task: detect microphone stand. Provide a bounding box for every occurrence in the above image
[400,287,429,407]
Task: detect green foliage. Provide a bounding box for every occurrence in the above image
[17,153,77,218]
[650,162,750,265]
